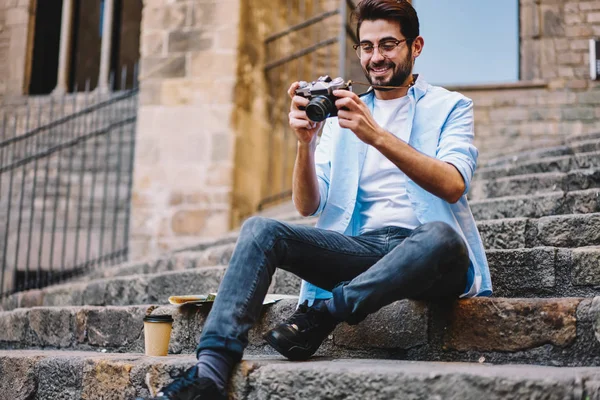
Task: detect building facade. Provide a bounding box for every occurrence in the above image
[0,0,599,261]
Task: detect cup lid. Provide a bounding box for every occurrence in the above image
[143,314,174,323]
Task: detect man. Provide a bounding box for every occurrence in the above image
[140,0,491,398]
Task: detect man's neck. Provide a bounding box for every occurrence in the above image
[373,75,415,100]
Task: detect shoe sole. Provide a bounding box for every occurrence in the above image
[263,332,315,361]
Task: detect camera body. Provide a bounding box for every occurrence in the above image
[295,76,352,122]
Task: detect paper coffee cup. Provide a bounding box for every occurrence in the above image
[143,314,174,356]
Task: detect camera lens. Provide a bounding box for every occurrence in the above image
[306,96,335,122]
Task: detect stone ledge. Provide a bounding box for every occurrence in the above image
[2,350,600,399]
[3,244,600,311]
[446,80,549,92]
[1,297,599,366]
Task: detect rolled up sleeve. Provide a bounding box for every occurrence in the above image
[436,98,479,194]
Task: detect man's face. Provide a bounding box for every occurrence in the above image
[358,19,413,88]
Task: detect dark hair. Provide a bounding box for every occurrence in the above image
[354,0,420,43]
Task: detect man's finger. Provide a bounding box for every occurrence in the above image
[291,95,309,111]
[288,82,300,99]
[333,89,359,101]
[289,109,311,120]
[337,110,352,120]
[290,118,314,130]
[335,97,359,111]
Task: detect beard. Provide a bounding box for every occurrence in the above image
[363,50,413,88]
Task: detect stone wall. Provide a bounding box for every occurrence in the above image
[0,0,35,99]
[455,0,600,160]
[131,0,240,257]
[231,0,346,226]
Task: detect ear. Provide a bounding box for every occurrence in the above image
[411,36,424,59]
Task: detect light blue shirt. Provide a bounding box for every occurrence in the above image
[298,75,492,305]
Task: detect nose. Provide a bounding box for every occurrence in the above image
[370,48,385,64]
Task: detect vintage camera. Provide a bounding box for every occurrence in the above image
[295,76,352,122]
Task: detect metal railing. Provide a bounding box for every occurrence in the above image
[0,75,138,298]
[258,0,359,211]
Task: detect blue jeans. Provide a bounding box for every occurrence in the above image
[197,217,469,359]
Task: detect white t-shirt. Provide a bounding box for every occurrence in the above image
[357,96,421,234]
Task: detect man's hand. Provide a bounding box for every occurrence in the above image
[288,82,324,147]
[333,90,384,146]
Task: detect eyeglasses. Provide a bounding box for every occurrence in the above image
[352,39,411,59]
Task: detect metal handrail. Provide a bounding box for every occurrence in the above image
[0,89,138,149]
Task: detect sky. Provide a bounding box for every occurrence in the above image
[411,0,519,86]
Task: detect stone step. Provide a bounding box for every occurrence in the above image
[469,169,600,201]
[477,213,600,250]
[1,296,600,367]
[1,351,600,400]
[3,244,600,310]
[0,266,301,310]
[73,211,600,284]
[480,136,600,169]
[476,150,600,180]
[470,188,600,220]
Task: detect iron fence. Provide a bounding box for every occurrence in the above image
[0,76,138,298]
[258,0,360,211]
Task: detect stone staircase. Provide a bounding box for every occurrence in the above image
[3,135,600,398]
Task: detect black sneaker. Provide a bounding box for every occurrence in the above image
[136,365,226,400]
[263,300,338,361]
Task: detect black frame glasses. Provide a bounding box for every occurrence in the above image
[353,38,411,58]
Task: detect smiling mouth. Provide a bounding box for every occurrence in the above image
[369,65,392,75]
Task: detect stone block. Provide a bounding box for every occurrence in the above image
[5,7,28,25]
[168,29,213,53]
[18,289,44,308]
[206,163,234,187]
[535,214,600,248]
[104,276,149,306]
[0,353,38,399]
[146,268,225,303]
[201,210,231,236]
[581,1,600,11]
[565,189,600,214]
[27,307,75,347]
[43,283,85,306]
[486,248,556,296]
[140,56,186,79]
[592,297,600,346]
[171,209,208,235]
[82,279,109,306]
[193,2,217,26]
[270,269,301,295]
[572,247,600,286]
[0,309,27,343]
[85,306,147,348]
[471,191,566,220]
[141,31,165,57]
[541,5,565,36]
[151,305,202,354]
[588,12,600,23]
[81,359,137,400]
[334,300,428,350]
[37,356,84,399]
[190,51,237,79]
[142,3,188,30]
[443,298,580,352]
[520,3,540,38]
[477,218,528,249]
[211,132,232,162]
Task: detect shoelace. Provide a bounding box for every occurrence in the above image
[286,301,326,332]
